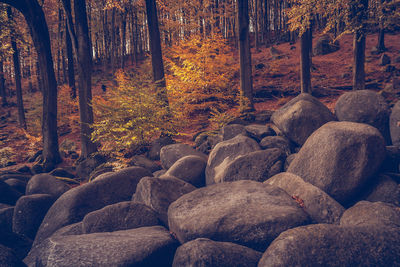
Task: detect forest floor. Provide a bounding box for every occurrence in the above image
[1,32,400,169]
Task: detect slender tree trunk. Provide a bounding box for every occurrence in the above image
[145,0,169,108]
[111,7,116,74]
[255,0,260,51]
[0,61,7,106]
[237,0,254,112]
[353,30,366,90]
[8,6,26,129]
[65,14,76,99]
[377,0,387,51]
[300,28,312,93]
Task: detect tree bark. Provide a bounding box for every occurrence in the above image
[353,30,366,90]
[1,0,61,167]
[65,10,76,99]
[145,0,169,108]
[237,0,254,112]
[300,28,312,93]
[0,61,7,107]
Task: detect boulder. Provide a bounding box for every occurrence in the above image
[12,194,55,240]
[313,34,340,56]
[194,131,222,155]
[390,100,400,146]
[340,201,400,228]
[259,136,292,155]
[287,121,386,205]
[165,155,207,187]
[82,201,159,234]
[0,232,32,260]
[266,172,345,224]
[25,226,178,267]
[258,224,400,267]
[269,46,284,60]
[25,174,70,199]
[148,136,175,160]
[284,153,296,171]
[0,207,14,235]
[128,155,161,173]
[0,244,26,267]
[221,124,247,141]
[168,180,310,251]
[153,170,166,177]
[0,174,31,183]
[271,93,336,146]
[51,222,83,238]
[380,53,391,65]
[365,174,400,206]
[244,124,274,142]
[215,148,285,183]
[160,144,207,170]
[33,167,151,246]
[75,153,107,180]
[335,90,391,144]
[206,135,260,185]
[4,179,26,194]
[172,238,262,267]
[133,176,196,225]
[48,168,75,179]
[0,180,22,205]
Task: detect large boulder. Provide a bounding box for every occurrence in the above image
[340,201,400,228]
[258,224,400,267]
[12,194,55,240]
[75,153,107,180]
[168,180,310,252]
[259,136,292,155]
[364,174,400,206]
[82,201,159,234]
[206,135,260,185]
[221,124,247,141]
[313,34,340,56]
[0,180,22,205]
[172,238,262,267]
[335,90,391,144]
[271,93,336,146]
[215,148,285,183]
[24,226,178,267]
[160,144,207,170]
[133,176,196,225]
[266,172,345,224]
[4,179,26,194]
[287,121,386,205]
[33,166,151,246]
[128,155,161,173]
[165,155,207,187]
[390,100,400,146]
[244,124,274,142]
[0,207,13,235]
[0,244,26,267]
[148,136,175,161]
[25,173,70,199]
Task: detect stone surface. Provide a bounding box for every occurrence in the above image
[33,167,151,246]
[380,53,391,65]
[266,172,345,224]
[206,135,260,185]
[258,224,400,267]
[365,174,400,206]
[133,176,196,225]
[335,90,391,144]
[165,155,207,187]
[25,226,178,267]
[4,179,26,194]
[287,121,386,205]
[148,136,175,161]
[313,34,340,56]
[12,194,55,240]
[128,155,161,173]
[340,201,400,228]
[0,180,22,205]
[168,180,310,251]
[0,244,26,267]
[259,135,292,155]
[25,173,70,199]
[160,144,207,170]
[75,153,107,180]
[244,124,273,142]
[172,238,262,267]
[271,93,336,146]
[221,124,247,141]
[216,148,285,183]
[390,100,400,146]
[82,201,159,234]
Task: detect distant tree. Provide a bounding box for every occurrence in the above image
[0,61,6,106]
[0,0,61,168]
[237,0,254,112]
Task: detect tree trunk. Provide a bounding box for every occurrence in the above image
[145,0,169,108]
[377,0,387,51]
[65,14,76,99]
[237,0,254,112]
[0,61,7,107]
[300,28,312,94]
[2,0,61,168]
[353,30,366,90]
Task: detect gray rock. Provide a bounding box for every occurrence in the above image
[24,226,178,267]
[12,194,55,240]
[25,173,70,199]
[153,170,166,177]
[82,201,159,234]
[365,174,400,206]
[4,179,26,194]
[287,121,386,205]
[206,135,260,185]
[133,176,196,225]
[390,101,400,146]
[380,53,391,65]
[271,93,336,146]
[0,180,22,205]
[160,143,207,170]
[266,172,345,224]
[33,167,151,246]
[51,222,83,238]
[48,168,75,179]
[340,201,400,228]
[172,238,262,267]
[244,124,273,142]
[335,90,391,144]
[0,244,26,267]
[75,153,107,180]
[258,224,400,267]
[313,34,340,56]
[168,180,310,251]
[259,135,292,155]
[0,207,14,235]
[221,124,247,141]
[165,155,207,187]
[148,136,175,160]
[284,153,296,171]
[216,148,285,183]
[128,155,161,173]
